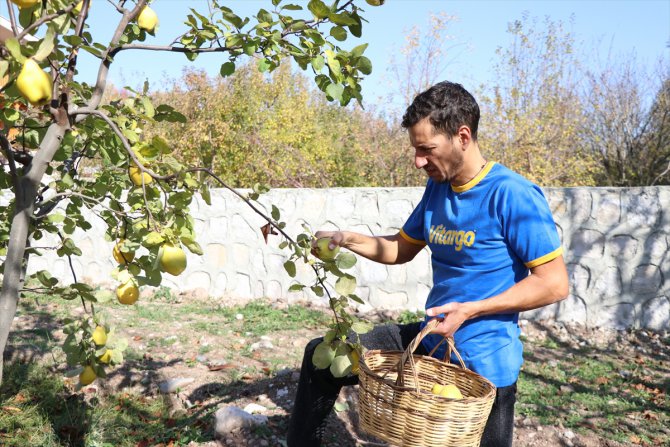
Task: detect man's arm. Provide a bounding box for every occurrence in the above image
[426,255,569,337]
[313,230,425,265]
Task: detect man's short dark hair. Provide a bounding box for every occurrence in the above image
[401,81,480,140]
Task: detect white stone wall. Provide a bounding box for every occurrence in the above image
[13,186,670,330]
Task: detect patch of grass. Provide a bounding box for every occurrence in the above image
[214,301,331,336]
[0,362,211,447]
[518,347,669,445]
[396,309,425,324]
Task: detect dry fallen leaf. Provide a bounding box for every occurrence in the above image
[260,223,278,244]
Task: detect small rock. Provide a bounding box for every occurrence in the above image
[559,385,574,394]
[243,403,267,414]
[276,387,289,398]
[563,429,575,439]
[158,377,195,394]
[291,372,301,382]
[213,406,268,438]
[275,368,292,378]
[235,313,244,320]
[250,340,274,351]
[196,355,208,363]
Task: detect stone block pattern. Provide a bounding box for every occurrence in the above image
[17,186,670,330]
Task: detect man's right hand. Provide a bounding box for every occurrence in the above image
[311,231,345,258]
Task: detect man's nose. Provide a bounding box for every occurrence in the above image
[415,154,428,169]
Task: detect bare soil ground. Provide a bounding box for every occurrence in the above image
[7,293,668,447]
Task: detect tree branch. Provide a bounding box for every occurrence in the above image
[87,0,147,110]
[0,135,20,192]
[16,2,79,41]
[5,0,19,36]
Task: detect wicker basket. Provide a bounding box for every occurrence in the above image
[358,319,496,447]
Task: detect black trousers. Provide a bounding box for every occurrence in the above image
[287,322,516,447]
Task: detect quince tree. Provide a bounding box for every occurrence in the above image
[0,0,382,385]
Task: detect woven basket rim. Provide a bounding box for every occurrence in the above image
[360,348,497,399]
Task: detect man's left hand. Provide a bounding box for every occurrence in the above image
[425,302,472,337]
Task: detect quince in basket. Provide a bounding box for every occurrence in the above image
[431,383,463,399]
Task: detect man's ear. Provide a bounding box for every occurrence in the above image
[457,125,472,149]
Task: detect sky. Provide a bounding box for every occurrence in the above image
[2,0,669,106]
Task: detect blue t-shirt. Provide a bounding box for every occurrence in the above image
[400,162,562,387]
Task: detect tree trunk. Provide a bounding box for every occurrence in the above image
[0,122,66,385]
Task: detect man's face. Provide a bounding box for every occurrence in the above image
[408,117,463,184]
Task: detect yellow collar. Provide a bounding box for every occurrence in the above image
[451,161,495,193]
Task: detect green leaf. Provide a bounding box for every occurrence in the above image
[0,60,8,80]
[271,205,280,221]
[351,321,373,334]
[329,12,357,26]
[33,27,56,62]
[335,274,356,295]
[200,183,211,205]
[35,270,59,287]
[289,283,304,292]
[351,43,368,58]
[326,83,344,101]
[357,56,372,75]
[334,401,349,412]
[311,55,325,72]
[335,252,357,269]
[310,285,324,297]
[220,61,235,77]
[330,26,347,41]
[348,13,362,37]
[257,8,273,23]
[4,38,25,63]
[143,231,164,247]
[282,4,303,10]
[258,58,271,73]
[141,96,155,118]
[47,212,66,223]
[181,236,203,255]
[329,353,352,377]
[312,341,336,369]
[284,260,296,277]
[307,0,330,19]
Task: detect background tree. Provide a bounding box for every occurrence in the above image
[149,64,378,188]
[582,56,670,186]
[0,0,382,385]
[477,15,599,187]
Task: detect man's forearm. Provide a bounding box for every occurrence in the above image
[340,232,409,265]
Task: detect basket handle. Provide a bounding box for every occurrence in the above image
[395,318,467,388]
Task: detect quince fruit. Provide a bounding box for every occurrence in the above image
[137,6,158,33]
[159,243,187,276]
[314,237,339,261]
[16,59,52,106]
[79,365,97,385]
[116,278,139,305]
[10,0,39,8]
[113,240,135,265]
[74,0,90,14]
[431,383,463,399]
[129,164,152,186]
[440,384,463,399]
[91,326,107,346]
[98,349,113,364]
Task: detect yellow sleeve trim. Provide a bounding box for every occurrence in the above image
[525,247,563,268]
[399,229,426,246]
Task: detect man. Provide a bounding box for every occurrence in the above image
[287,81,569,447]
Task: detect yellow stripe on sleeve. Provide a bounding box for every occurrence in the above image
[399,229,426,246]
[525,247,563,268]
